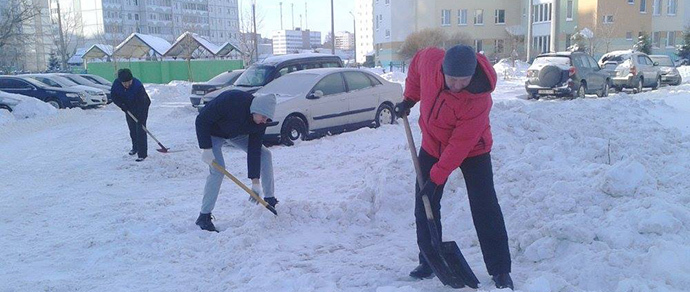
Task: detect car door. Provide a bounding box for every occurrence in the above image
[0,78,39,99]
[636,55,651,86]
[586,55,606,90]
[342,71,379,124]
[643,55,660,84]
[575,54,594,91]
[307,72,349,131]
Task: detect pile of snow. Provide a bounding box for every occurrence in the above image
[494,59,531,79]
[380,71,407,87]
[676,65,690,82]
[0,91,57,125]
[144,80,192,103]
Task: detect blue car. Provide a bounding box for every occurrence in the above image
[0,76,87,109]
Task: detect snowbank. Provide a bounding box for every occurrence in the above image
[0,91,57,125]
[676,65,690,82]
[494,59,530,79]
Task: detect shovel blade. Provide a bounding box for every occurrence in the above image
[420,241,479,289]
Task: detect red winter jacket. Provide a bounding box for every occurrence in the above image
[404,47,497,185]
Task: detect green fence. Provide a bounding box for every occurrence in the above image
[86,59,244,84]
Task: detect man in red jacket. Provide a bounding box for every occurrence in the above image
[395,45,513,289]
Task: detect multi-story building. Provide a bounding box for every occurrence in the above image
[272,28,321,55]
[355,0,374,64]
[335,31,355,51]
[54,0,239,47]
[0,0,54,72]
[373,0,522,66]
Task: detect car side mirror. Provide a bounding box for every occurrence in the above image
[307,90,324,99]
[653,62,659,66]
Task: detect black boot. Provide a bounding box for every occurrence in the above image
[195,213,218,232]
[264,197,279,208]
[135,156,146,162]
[409,263,434,279]
[128,149,137,156]
[492,273,514,290]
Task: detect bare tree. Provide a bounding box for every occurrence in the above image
[53,4,83,70]
[238,3,264,65]
[399,28,447,60]
[591,8,619,53]
[0,0,39,49]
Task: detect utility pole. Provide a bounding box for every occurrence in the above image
[280,2,283,30]
[305,3,308,29]
[291,3,294,30]
[55,0,68,70]
[526,0,533,62]
[349,11,356,64]
[331,0,335,55]
[252,2,258,63]
[550,0,559,52]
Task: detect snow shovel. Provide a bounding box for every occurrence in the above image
[210,161,278,216]
[401,115,479,289]
[126,110,170,153]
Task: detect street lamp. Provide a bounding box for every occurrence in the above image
[349,11,357,66]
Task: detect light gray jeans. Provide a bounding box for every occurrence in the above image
[201,135,274,214]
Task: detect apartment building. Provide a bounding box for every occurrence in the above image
[335,31,355,51]
[54,0,239,47]
[0,0,54,72]
[373,0,521,66]
[272,28,321,55]
[355,0,375,64]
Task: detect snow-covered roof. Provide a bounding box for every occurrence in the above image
[163,32,243,58]
[113,33,172,58]
[82,44,113,60]
[214,41,242,56]
[67,48,88,64]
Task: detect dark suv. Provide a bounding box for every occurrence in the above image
[0,76,87,108]
[201,53,343,106]
[525,51,611,99]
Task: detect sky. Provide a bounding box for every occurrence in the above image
[239,0,356,42]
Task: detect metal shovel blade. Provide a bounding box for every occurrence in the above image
[420,226,480,289]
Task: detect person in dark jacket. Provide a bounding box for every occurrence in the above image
[195,90,277,232]
[394,45,513,289]
[111,69,151,162]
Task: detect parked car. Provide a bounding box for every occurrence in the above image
[252,68,403,146]
[56,73,112,102]
[79,74,113,87]
[201,53,343,107]
[598,50,662,93]
[0,90,18,112]
[0,76,89,108]
[649,55,682,86]
[190,69,244,107]
[525,51,611,99]
[23,74,108,107]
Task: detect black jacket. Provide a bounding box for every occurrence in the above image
[195,90,266,179]
[110,78,151,114]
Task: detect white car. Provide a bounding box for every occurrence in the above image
[22,74,108,107]
[254,68,403,146]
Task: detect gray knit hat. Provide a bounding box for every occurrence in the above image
[250,93,276,120]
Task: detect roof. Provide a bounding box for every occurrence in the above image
[282,67,378,78]
[259,53,340,66]
[113,33,172,58]
[82,44,113,60]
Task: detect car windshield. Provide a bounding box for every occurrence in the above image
[233,65,274,87]
[256,73,318,97]
[49,75,79,87]
[63,74,97,85]
[207,71,240,84]
[650,56,674,66]
[84,75,112,85]
[532,56,571,66]
[600,54,628,64]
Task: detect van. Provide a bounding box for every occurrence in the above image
[200,53,343,107]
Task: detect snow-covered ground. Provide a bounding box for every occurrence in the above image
[1,73,689,292]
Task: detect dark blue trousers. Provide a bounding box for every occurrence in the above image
[125,107,149,159]
[415,148,511,275]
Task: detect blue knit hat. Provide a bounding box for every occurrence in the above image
[250,93,276,120]
[118,68,133,82]
[442,45,477,77]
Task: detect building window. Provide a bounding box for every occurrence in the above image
[475,39,483,52]
[668,0,677,15]
[640,0,647,13]
[652,31,660,47]
[626,31,633,40]
[603,15,614,24]
[628,0,634,4]
[533,3,552,23]
[494,39,504,54]
[135,13,139,21]
[495,9,505,24]
[385,0,389,4]
[474,9,484,25]
[376,14,381,30]
[566,0,573,20]
[385,29,390,38]
[667,31,676,47]
[458,9,467,25]
[441,9,451,26]
[652,0,660,15]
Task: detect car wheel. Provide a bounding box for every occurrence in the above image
[597,81,610,98]
[47,98,62,109]
[652,75,661,90]
[280,116,307,146]
[573,83,586,99]
[673,77,683,86]
[0,104,11,112]
[634,78,643,94]
[374,103,395,127]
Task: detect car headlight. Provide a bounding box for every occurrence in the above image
[86,90,101,95]
[65,93,79,98]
